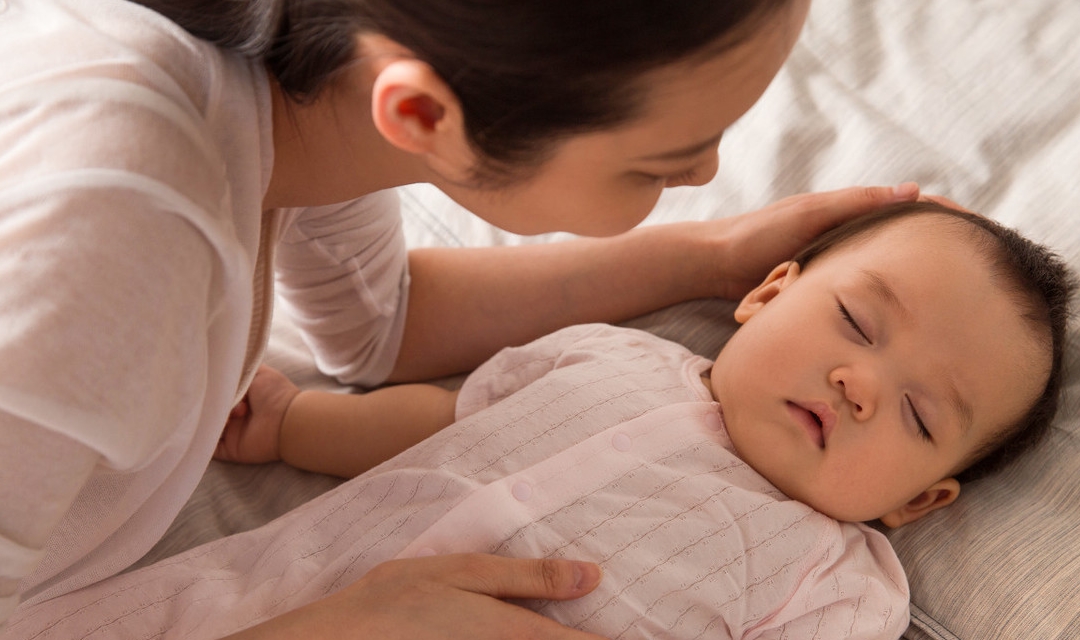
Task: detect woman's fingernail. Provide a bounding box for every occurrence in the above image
[893,182,919,201]
[573,562,603,591]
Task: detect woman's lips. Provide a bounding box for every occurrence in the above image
[786,401,836,448]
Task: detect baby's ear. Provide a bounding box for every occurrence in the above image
[734,261,801,323]
[879,478,961,528]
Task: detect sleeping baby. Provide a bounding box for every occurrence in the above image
[14,201,1073,639]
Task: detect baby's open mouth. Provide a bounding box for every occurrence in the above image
[786,401,827,448]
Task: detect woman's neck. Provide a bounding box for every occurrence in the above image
[262,71,425,210]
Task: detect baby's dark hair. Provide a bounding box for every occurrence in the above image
[791,201,1076,483]
[131,0,790,183]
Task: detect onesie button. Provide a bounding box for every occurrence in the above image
[512,481,532,502]
[611,433,633,452]
[704,412,723,431]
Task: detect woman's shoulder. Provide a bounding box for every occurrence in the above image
[2,0,231,106]
[1,0,268,141]
[1,0,272,241]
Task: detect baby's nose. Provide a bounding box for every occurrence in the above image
[829,367,876,419]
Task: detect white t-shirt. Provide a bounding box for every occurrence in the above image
[0,0,408,621]
[7,325,909,640]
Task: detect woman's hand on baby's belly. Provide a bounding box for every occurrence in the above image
[223,553,608,640]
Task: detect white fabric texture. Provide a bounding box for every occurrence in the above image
[0,0,269,615]
[5,325,909,640]
[0,0,409,622]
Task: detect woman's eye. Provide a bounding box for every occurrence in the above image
[837,302,872,344]
[906,396,933,443]
[633,171,666,185]
[663,169,698,185]
[634,168,695,185]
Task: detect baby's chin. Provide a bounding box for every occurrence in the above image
[717,404,891,523]
[809,503,879,524]
[763,479,882,524]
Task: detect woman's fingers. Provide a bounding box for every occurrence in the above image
[421,553,603,601]
[227,554,609,640]
[710,182,920,299]
[362,554,608,640]
[776,182,921,238]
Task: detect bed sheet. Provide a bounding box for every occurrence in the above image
[145,1,1080,639]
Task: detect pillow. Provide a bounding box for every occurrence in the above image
[886,327,1080,640]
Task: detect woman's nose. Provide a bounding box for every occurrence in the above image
[664,144,721,188]
[686,152,720,187]
[829,366,877,420]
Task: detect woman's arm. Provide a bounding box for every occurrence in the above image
[391,184,919,381]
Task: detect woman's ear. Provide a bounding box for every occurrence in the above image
[879,478,961,528]
[370,58,476,182]
[734,261,801,323]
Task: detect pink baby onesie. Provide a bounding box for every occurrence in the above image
[8,324,908,639]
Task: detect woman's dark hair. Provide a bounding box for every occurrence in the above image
[791,201,1076,484]
[130,0,791,182]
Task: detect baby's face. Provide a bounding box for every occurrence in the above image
[709,215,1048,525]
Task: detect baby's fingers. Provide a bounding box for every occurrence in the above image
[228,398,250,420]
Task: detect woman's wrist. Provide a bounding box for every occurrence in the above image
[617,220,735,302]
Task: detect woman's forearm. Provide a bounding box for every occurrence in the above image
[390,185,919,382]
[392,224,710,382]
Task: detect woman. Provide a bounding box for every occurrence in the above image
[0,0,918,637]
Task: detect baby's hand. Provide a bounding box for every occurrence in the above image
[215,364,300,465]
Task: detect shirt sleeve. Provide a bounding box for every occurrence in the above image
[0,44,245,614]
[0,185,228,619]
[273,190,410,388]
[0,418,98,624]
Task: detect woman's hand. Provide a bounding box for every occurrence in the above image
[215,364,300,465]
[707,182,920,299]
[225,554,608,640]
[392,182,920,381]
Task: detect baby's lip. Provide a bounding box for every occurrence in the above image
[787,400,837,448]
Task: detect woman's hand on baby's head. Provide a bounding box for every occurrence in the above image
[708,183,920,299]
[214,364,300,465]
